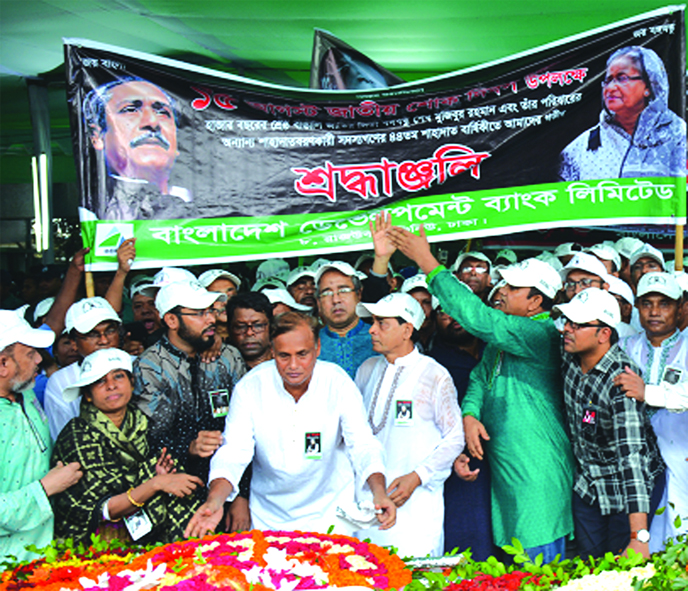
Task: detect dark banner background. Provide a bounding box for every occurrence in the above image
[65,8,684,220]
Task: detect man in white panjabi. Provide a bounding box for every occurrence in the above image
[615,272,688,552]
[354,293,464,557]
[185,311,396,538]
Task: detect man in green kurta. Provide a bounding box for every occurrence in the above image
[389,227,574,562]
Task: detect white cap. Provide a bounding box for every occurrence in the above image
[554,242,583,259]
[672,271,688,295]
[198,269,242,290]
[155,280,226,316]
[606,275,635,306]
[0,308,55,352]
[498,258,562,299]
[256,259,290,282]
[140,267,197,298]
[560,252,610,281]
[65,297,121,334]
[314,261,367,286]
[251,277,286,292]
[615,237,645,260]
[130,276,155,299]
[286,266,316,288]
[553,288,620,328]
[62,348,132,402]
[451,251,491,273]
[586,243,622,273]
[310,258,334,272]
[495,249,517,265]
[356,293,425,331]
[488,279,507,303]
[34,297,55,323]
[535,252,563,272]
[629,243,665,269]
[400,274,440,310]
[261,288,312,311]
[636,272,682,300]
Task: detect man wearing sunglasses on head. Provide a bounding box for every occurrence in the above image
[556,288,662,559]
[133,280,248,530]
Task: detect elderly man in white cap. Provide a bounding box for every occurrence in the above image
[629,243,665,291]
[0,310,82,561]
[555,289,662,559]
[315,261,375,379]
[451,251,492,301]
[615,272,688,553]
[387,225,574,563]
[286,266,318,312]
[44,297,123,440]
[133,280,248,531]
[354,293,463,557]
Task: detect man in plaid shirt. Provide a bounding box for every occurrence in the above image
[555,288,663,559]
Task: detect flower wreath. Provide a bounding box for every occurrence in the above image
[0,530,412,591]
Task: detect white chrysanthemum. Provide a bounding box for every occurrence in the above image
[556,564,656,590]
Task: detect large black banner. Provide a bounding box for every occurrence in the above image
[65,7,686,270]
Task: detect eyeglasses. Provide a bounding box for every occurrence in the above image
[77,324,119,341]
[564,278,603,291]
[564,318,604,331]
[177,309,218,318]
[601,74,644,87]
[318,287,356,299]
[231,322,268,334]
[459,266,488,274]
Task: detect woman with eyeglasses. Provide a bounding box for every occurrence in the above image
[50,348,203,544]
[559,46,685,181]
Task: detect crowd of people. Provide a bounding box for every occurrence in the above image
[1,217,687,565]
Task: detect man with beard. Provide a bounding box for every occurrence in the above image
[428,304,492,558]
[0,310,83,561]
[134,280,248,528]
[227,292,273,369]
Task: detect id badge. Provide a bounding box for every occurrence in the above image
[208,389,230,418]
[304,432,322,460]
[581,406,598,435]
[662,366,683,386]
[394,400,413,426]
[123,509,152,541]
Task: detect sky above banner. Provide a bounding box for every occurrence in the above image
[64,6,686,271]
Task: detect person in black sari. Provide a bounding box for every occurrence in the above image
[51,349,203,544]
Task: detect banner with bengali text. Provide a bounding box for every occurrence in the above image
[65,6,686,271]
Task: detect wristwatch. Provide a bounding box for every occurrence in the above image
[631,529,651,544]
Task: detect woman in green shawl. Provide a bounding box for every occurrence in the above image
[51,348,203,544]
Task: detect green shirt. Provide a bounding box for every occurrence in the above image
[428,267,574,548]
[0,390,54,562]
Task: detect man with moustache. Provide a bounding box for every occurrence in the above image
[83,76,191,220]
[286,267,318,313]
[227,292,273,369]
[134,280,248,528]
[451,252,492,301]
[0,310,83,561]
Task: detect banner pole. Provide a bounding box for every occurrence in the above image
[675,225,684,272]
[85,271,95,298]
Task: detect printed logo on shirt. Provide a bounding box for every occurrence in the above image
[662,366,682,386]
[208,389,230,418]
[305,432,322,460]
[582,409,596,425]
[395,400,413,426]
